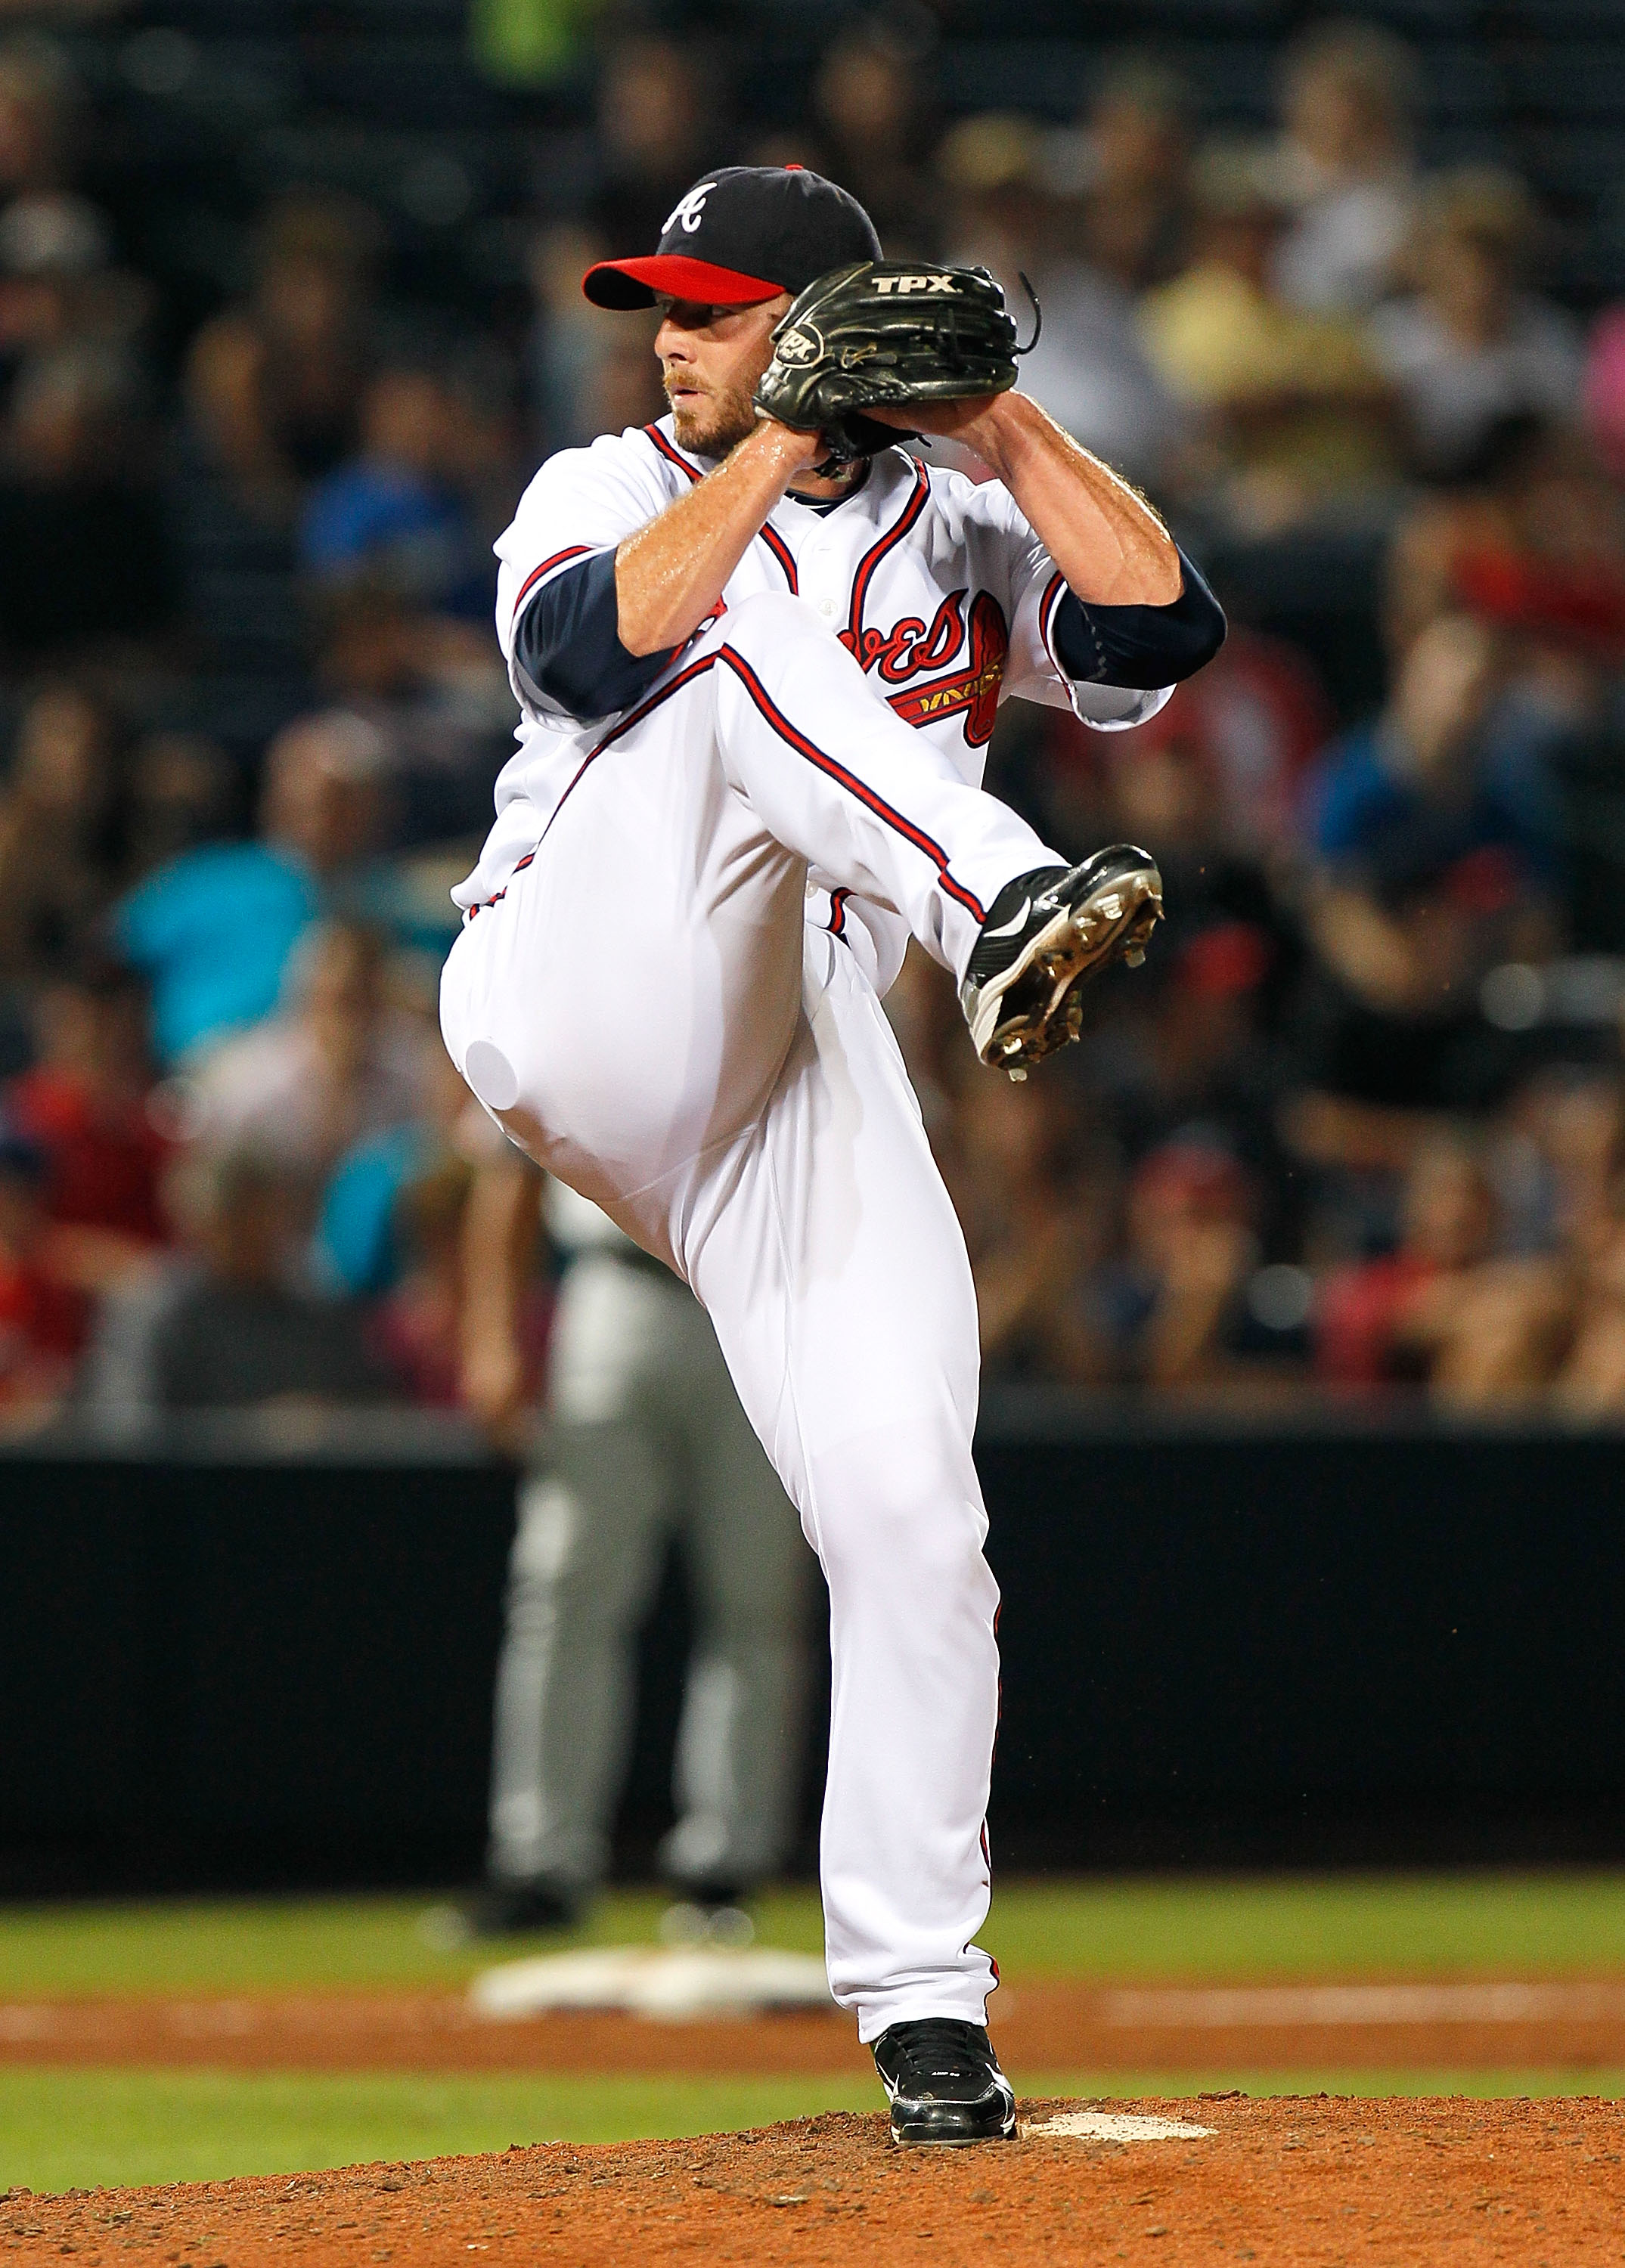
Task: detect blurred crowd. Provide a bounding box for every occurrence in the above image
[4,3,1625,1425]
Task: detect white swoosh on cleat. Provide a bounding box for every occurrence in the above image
[981,898,1031,940]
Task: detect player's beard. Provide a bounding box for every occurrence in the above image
[664,371,761,460]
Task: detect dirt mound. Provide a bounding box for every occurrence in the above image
[8,2095,1625,2265]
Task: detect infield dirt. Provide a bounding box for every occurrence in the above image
[5,1980,1625,2074]
[7,2094,1624,2264]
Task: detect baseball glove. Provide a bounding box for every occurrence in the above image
[754,260,1034,464]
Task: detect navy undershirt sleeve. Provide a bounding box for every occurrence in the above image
[513,550,671,718]
[1050,545,1227,692]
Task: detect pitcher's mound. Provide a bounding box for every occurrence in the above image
[9,2094,1624,2264]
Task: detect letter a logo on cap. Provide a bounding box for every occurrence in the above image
[662,182,717,236]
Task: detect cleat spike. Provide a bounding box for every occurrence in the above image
[1124,947,1145,967]
[1007,1066,1028,1083]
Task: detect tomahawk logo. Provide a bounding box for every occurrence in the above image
[662,182,716,236]
[872,273,957,296]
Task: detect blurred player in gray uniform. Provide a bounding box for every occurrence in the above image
[461,1145,808,1932]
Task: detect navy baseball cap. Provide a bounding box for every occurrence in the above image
[582,166,882,310]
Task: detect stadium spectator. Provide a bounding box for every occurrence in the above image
[366,1157,476,1407]
[1316,1132,1499,1385]
[944,1069,1115,1384]
[119,733,237,886]
[1370,170,1583,482]
[185,193,380,519]
[938,111,1184,486]
[1087,920,1298,1244]
[123,1145,389,1413]
[1273,20,1421,315]
[307,581,514,852]
[0,680,123,996]
[0,342,176,669]
[0,1111,85,1411]
[1554,1153,1625,1414]
[182,919,430,1179]
[1138,139,1396,531]
[315,1034,490,1302]
[813,16,938,253]
[1068,54,1192,294]
[0,33,121,379]
[525,221,665,455]
[299,361,490,622]
[113,709,387,1067]
[1291,615,1563,1135]
[0,6,1620,1427]
[1320,1129,1576,1405]
[1087,627,1333,854]
[1086,1136,1261,1391]
[5,959,170,1284]
[1582,305,1625,481]
[1303,612,1561,888]
[591,33,715,259]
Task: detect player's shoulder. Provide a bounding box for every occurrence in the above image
[906,452,1028,548]
[512,421,695,518]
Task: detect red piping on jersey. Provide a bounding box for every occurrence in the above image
[643,423,702,483]
[826,886,851,937]
[717,643,988,922]
[643,424,795,593]
[513,545,593,615]
[845,459,930,655]
[477,631,988,925]
[758,522,799,593]
[1037,569,1066,673]
[535,651,721,855]
[464,848,537,918]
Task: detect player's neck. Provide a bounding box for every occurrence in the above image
[786,458,869,505]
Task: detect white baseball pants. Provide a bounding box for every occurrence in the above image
[441,591,1061,2040]
[488,1251,809,1898]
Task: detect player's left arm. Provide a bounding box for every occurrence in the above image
[883,392,1226,694]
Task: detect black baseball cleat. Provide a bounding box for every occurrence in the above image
[960,845,1163,1078]
[458,1877,584,1938]
[872,2018,1018,2146]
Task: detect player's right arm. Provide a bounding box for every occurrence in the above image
[459,1145,542,1449]
[612,420,819,653]
[499,421,819,729]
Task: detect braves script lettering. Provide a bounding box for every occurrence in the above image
[841,591,1008,748]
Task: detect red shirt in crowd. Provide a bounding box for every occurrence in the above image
[5,1067,172,1242]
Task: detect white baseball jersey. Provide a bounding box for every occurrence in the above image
[442,414,1186,2046]
[455,420,1172,993]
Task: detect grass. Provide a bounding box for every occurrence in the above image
[5,2065,1624,2195]
[7,1872,1625,1999]
[7,1874,1625,2191]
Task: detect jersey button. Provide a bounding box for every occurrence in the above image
[817,599,835,617]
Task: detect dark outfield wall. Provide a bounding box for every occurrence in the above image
[3,1404,1623,1888]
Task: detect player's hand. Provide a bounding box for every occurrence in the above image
[461,1334,530,1449]
[752,414,827,472]
[867,393,1013,467]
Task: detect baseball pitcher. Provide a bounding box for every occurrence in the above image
[441,165,1225,2143]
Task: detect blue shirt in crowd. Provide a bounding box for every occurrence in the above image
[299,461,490,619]
[113,841,318,1066]
[1304,710,1562,894]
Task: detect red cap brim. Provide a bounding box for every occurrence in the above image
[581,254,786,311]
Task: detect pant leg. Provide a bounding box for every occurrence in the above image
[709,593,1053,981]
[442,594,1009,2030]
[440,590,1062,1259]
[485,1258,676,1892]
[684,933,1000,2044]
[656,1293,811,1892]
